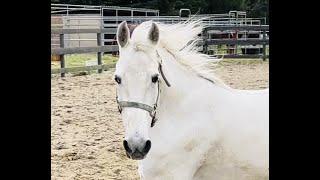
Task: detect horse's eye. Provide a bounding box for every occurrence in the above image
[151,75,159,83]
[115,76,121,84]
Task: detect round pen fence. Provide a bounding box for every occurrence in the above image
[51,4,269,77]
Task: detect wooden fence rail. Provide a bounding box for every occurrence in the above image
[51,28,119,77]
[204,25,269,31]
[51,25,269,77]
[206,39,268,45]
[52,45,119,55]
[202,25,269,60]
[51,28,117,34]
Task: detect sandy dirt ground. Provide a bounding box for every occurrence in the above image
[51,60,269,180]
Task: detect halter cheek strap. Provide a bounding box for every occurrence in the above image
[158,63,171,87]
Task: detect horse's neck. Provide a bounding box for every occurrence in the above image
[157,51,225,118]
[151,52,227,153]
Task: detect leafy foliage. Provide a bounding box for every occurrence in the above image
[52,0,268,21]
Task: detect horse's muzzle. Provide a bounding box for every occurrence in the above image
[123,139,151,160]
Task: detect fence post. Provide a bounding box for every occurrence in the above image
[97,33,102,73]
[262,29,267,61]
[235,30,238,55]
[202,28,208,54]
[59,34,65,77]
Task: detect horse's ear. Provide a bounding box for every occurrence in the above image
[117,21,130,48]
[148,22,159,45]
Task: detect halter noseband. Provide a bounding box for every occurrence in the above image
[116,51,170,127]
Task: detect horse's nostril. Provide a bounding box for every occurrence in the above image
[143,140,151,153]
[123,140,132,153]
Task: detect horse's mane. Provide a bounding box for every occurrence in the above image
[130,19,229,88]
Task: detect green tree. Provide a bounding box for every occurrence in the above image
[52,0,269,21]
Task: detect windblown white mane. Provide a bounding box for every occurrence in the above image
[130,19,229,88]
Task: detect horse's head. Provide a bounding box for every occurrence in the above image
[114,21,164,160]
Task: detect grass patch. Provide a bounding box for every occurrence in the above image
[51,53,118,69]
[208,45,269,56]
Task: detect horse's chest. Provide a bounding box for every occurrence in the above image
[141,115,214,178]
[140,136,211,179]
[140,150,201,179]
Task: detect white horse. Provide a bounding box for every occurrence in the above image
[114,20,269,180]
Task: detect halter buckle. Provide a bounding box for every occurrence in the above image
[117,105,122,113]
